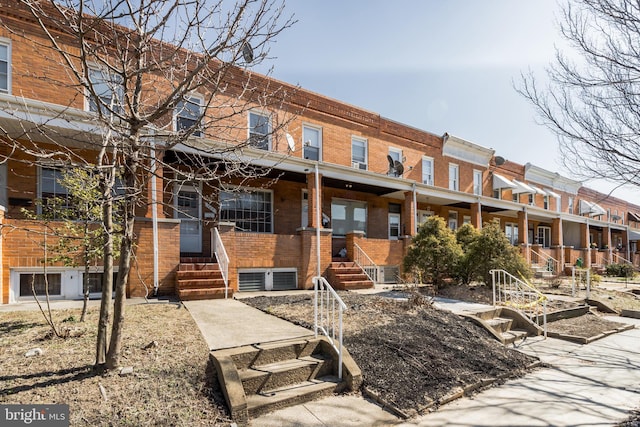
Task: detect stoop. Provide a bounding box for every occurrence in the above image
[210,336,362,426]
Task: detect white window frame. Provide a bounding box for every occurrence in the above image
[473,169,482,195]
[422,156,434,186]
[568,197,574,214]
[543,195,549,210]
[0,37,11,94]
[302,123,322,161]
[388,147,403,177]
[417,209,434,226]
[505,222,519,246]
[219,187,274,233]
[85,66,124,114]
[174,94,204,137]
[248,110,271,150]
[448,211,458,230]
[449,163,459,191]
[331,198,367,237]
[388,212,401,240]
[351,136,368,170]
[463,215,471,225]
[301,190,309,228]
[38,166,70,217]
[537,226,551,248]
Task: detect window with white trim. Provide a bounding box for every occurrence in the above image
[220,189,273,233]
[248,111,271,150]
[176,95,203,137]
[39,167,71,217]
[303,124,322,161]
[473,169,482,195]
[388,203,401,240]
[87,67,124,114]
[543,195,549,210]
[568,197,574,214]
[351,137,367,170]
[388,147,403,177]
[505,223,519,245]
[331,198,367,237]
[19,273,62,297]
[422,156,434,185]
[448,211,458,230]
[449,163,459,191]
[0,39,10,93]
[537,226,551,248]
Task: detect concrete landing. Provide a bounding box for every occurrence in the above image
[183,298,314,350]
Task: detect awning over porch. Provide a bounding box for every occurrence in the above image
[629,229,640,241]
[579,199,607,217]
[511,179,536,194]
[628,212,640,223]
[493,173,516,190]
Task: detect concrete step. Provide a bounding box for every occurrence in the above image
[471,308,500,321]
[334,280,373,291]
[332,268,365,276]
[177,269,224,279]
[228,338,324,370]
[177,287,229,300]
[177,278,226,289]
[179,262,220,271]
[241,355,332,395]
[329,262,357,268]
[333,273,370,281]
[486,317,513,334]
[246,376,343,418]
[501,329,528,345]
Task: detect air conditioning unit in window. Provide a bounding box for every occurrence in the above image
[352,161,367,170]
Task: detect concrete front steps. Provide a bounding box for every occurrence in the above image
[177,257,230,300]
[462,307,543,345]
[211,336,362,425]
[532,264,554,279]
[326,261,373,290]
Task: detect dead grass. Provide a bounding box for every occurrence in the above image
[0,303,230,426]
[547,313,629,338]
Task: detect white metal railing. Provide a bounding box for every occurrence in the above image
[571,267,591,299]
[491,269,547,338]
[313,276,347,379]
[530,248,560,275]
[212,227,229,299]
[353,242,378,283]
[612,252,633,265]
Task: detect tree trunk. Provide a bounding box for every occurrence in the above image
[95,176,114,368]
[80,220,90,322]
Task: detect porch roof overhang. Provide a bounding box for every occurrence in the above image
[629,230,640,241]
[628,212,640,223]
[511,179,536,194]
[579,199,607,217]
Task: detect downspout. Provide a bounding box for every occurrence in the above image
[626,224,631,262]
[477,196,482,230]
[150,139,160,296]
[315,163,321,278]
[412,183,417,235]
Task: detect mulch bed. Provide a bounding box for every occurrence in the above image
[244,291,537,415]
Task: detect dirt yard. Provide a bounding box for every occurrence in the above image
[0,303,230,426]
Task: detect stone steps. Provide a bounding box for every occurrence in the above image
[177,260,230,300]
[326,262,373,291]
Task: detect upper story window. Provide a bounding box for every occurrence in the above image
[303,124,322,161]
[473,169,482,195]
[543,195,549,210]
[568,197,574,214]
[351,137,367,170]
[528,194,534,206]
[0,39,10,93]
[220,189,273,233]
[422,156,434,185]
[248,111,270,150]
[87,67,124,114]
[388,147,403,177]
[449,163,459,191]
[175,95,203,137]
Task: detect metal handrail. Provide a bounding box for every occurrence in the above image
[491,269,547,338]
[353,242,378,283]
[313,276,347,379]
[530,248,560,275]
[612,252,633,265]
[212,227,229,299]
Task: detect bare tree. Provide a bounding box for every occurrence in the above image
[1,0,295,370]
[519,0,640,188]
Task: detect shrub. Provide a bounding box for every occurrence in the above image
[454,223,480,285]
[605,263,636,278]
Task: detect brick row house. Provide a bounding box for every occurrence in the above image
[2,5,640,304]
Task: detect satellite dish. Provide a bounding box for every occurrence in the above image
[241,43,254,63]
[494,156,506,166]
[285,133,295,152]
[386,155,395,174]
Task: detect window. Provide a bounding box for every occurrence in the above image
[512,192,519,203]
[448,211,458,230]
[176,95,203,137]
[537,226,551,248]
[568,197,574,214]
[543,195,549,210]
[303,124,322,161]
[494,189,502,200]
[301,190,309,228]
[19,273,61,297]
[505,223,519,245]
[389,203,401,240]
[248,111,271,150]
[331,199,367,237]
[422,156,434,185]
[220,189,272,233]
[40,167,71,216]
[239,269,297,291]
[449,164,459,191]
[556,195,561,213]
[463,215,471,225]
[528,194,534,206]
[84,271,119,295]
[473,169,482,195]
[388,147,403,177]
[0,39,10,93]
[351,137,367,170]
[87,67,124,114]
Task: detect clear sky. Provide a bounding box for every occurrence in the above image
[254,0,640,205]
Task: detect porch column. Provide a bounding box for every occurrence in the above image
[403,191,416,237]
[307,172,323,229]
[518,209,530,264]
[580,222,591,268]
[145,150,166,219]
[470,202,482,229]
[552,217,564,271]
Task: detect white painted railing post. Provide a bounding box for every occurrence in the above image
[212,227,230,299]
[313,276,347,380]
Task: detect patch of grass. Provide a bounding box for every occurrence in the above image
[0,303,229,426]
